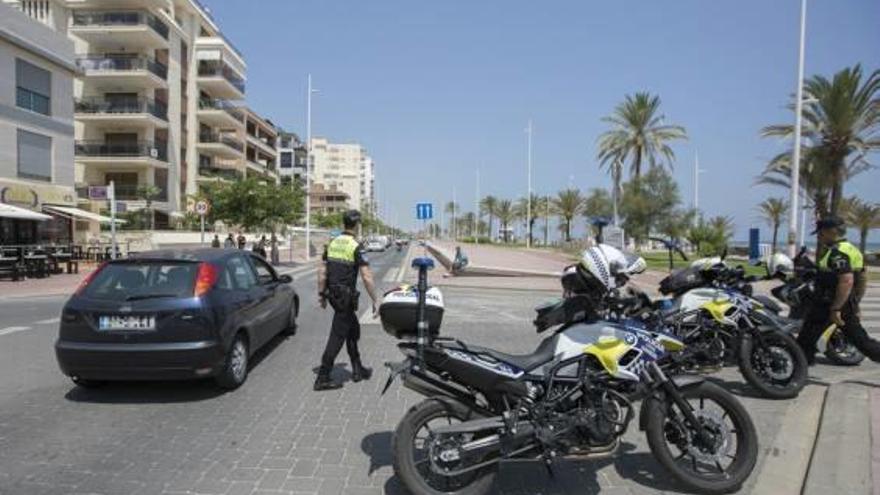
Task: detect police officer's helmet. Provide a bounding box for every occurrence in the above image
[811,216,845,235]
[767,252,794,276]
[343,209,361,229]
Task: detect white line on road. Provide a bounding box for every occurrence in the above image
[0,326,31,337]
[34,317,60,325]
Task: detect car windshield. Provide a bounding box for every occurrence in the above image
[82,261,199,301]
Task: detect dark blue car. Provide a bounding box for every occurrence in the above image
[55,248,299,389]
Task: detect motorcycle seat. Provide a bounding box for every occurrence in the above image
[466,335,558,372]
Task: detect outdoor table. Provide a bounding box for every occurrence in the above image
[23,255,48,279]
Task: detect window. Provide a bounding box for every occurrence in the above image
[250,256,275,285]
[280,151,292,168]
[17,130,52,182]
[16,59,51,115]
[81,262,198,301]
[226,256,256,290]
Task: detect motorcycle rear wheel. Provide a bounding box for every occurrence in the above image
[392,398,497,495]
[646,381,758,494]
[739,331,807,399]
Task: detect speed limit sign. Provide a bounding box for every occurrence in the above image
[195,200,210,216]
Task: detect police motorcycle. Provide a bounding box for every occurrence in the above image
[764,249,864,366]
[379,249,758,495]
[626,249,809,400]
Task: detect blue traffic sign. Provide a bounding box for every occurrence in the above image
[416,203,433,220]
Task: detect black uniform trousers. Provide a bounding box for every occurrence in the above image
[798,298,880,363]
[319,308,362,375]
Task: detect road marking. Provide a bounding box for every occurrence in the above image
[34,317,60,325]
[0,326,31,336]
[382,267,399,283]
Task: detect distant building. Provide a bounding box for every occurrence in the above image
[276,129,306,184]
[0,1,77,244]
[309,183,349,215]
[242,107,277,183]
[310,137,375,212]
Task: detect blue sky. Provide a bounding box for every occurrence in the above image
[205,0,880,241]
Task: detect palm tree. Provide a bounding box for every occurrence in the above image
[458,211,476,238]
[536,195,552,246]
[757,198,788,253]
[136,184,162,230]
[553,189,583,242]
[480,195,498,241]
[444,201,459,239]
[762,65,880,218]
[495,199,514,243]
[843,197,880,253]
[597,92,688,180]
[513,194,541,246]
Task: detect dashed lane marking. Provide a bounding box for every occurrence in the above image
[0,326,31,337]
[34,317,60,325]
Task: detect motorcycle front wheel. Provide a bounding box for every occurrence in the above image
[645,381,758,494]
[392,398,497,495]
[824,329,865,366]
[738,331,807,399]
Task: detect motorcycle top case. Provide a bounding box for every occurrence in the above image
[379,285,445,339]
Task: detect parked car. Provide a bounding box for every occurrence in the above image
[55,249,299,390]
[365,239,386,252]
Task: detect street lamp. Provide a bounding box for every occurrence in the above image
[525,120,533,249]
[305,74,318,261]
[787,0,807,258]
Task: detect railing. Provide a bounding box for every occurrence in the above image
[198,98,243,121]
[197,62,245,93]
[71,10,169,39]
[75,184,168,202]
[75,140,168,162]
[199,132,243,152]
[75,96,168,120]
[76,55,168,80]
[198,166,243,181]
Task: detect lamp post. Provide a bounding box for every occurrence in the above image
[525,120,533,248]
[787,0,807,257]
[305,74,318,261]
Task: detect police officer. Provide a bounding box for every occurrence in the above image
[797,216,880,364]
[314,210,380,391]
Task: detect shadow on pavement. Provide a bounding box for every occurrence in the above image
[310,364,353,384]
[63,332,294,404]
[703,375,765,399]
[362,432,687,495]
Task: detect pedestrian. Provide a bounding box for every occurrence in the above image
[796,216,880,364]
[211,234,221,248]
[237,232,246,250]
[224,233,235,248]
[270,233,280,265]
[315,210,380,391]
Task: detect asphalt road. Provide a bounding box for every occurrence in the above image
[0,248,877,495]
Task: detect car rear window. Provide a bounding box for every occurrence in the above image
[82,261,199,301]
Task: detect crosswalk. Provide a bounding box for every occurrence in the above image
[862,284,880,334]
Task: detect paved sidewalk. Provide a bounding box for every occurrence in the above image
[429,241,574,276]
[0,266,95,300]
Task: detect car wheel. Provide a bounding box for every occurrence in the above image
[71,376,106,388]
[282,298,298,336]
[216,333,248,390]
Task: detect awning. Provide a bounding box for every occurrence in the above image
[0,202,52,221]
[43,205,127,224]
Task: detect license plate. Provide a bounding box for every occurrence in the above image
[98,315,156,331]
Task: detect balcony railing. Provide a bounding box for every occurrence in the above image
[72,11,169,39]
[75,96,168,120]
[198,98,243,121]
[199,132,243,152]
[198,166,243,181]
[76,55,168,80]
[75,140,169,162]
[76,184,167,202]
[197,62,245,93]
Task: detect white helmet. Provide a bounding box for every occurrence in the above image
[767,252,794,276]
[580,244,646,290]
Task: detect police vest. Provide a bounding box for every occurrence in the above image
[325,234,362,289]
[326,234,360,264]
[818,240,864,271]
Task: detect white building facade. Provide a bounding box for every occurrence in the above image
[310,137,375,214]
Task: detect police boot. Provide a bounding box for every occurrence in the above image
[351,361,372,382]
[313,373,342,391]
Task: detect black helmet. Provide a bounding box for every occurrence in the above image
[343,209,361,228]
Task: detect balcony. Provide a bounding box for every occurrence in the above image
[198,165,243,182]
[76,55,167,89]
[197,132,244,159]
[75,140,168,169]
[76,184,168,202]
[197,61,245,99]
[75,96,168,128]
[71,10,169,48]
[197,99,243,128]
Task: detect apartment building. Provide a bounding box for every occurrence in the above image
[0,1,79,244]
[276,129,307,185]
[310,137,375,213]
[6,0,249,229]
[242,107,277,182]
[309,183,349,215]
